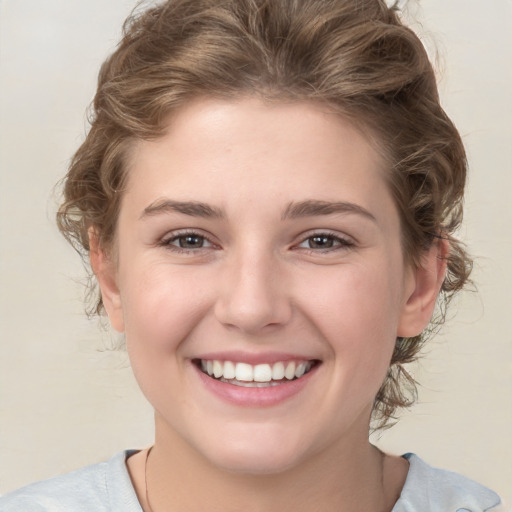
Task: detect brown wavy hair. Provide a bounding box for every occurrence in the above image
[57,0,472,427]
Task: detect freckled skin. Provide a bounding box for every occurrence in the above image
[94,98,443,511]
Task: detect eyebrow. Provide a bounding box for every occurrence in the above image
[281,200,377,222]
[139,198,376,223]
[140,199,225,220]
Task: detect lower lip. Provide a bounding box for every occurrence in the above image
[193,363,319,407]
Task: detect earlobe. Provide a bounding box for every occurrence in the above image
[88,229,125,333]
[397,237,448,338]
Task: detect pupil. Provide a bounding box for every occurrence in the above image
[180,235,203,248]
[310,235,333,248]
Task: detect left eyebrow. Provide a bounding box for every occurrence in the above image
[281,200,377,222]
[139,199,225,220]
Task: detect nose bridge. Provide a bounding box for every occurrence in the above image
[214,241,291,333]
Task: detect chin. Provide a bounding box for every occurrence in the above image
[195,425,309,476]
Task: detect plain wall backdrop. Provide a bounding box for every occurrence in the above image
[1,0,511,504]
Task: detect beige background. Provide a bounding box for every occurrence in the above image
[1,0,511,504]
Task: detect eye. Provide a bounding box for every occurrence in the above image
[174,234,209,249]
[160,231,215,252]
[296,232,354,251]
[305,235,337,249]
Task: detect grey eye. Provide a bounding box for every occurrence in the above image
[308,235,335,249]
[297,233,353,251]
[176,234,206,248]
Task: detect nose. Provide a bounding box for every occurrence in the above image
[214,248,292,334]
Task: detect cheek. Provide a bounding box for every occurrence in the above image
[294,258,404,376]
[300,259,403,332]
[117,262,217,409]
[119,262,214,354]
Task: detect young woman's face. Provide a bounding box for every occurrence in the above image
[102,97,424,474]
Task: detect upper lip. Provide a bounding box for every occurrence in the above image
[192,351,319,365]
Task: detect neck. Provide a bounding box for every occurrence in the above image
[142,413,404,512]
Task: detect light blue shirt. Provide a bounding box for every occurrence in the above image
[0,451,502,511]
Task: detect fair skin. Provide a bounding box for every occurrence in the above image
[91,97,446,512]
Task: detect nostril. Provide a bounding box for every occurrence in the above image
[214,295,292,333]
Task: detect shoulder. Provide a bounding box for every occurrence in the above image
[0,451,141,512]
[393,453,503,512]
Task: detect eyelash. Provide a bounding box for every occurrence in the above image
[159,230,354,255]
[159,230,217,254]
[294,231,355,253]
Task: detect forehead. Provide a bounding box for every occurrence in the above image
[123,97,397,227]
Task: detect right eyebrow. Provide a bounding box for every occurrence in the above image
[139,199,225,220]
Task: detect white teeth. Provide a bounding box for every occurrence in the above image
[272,362,285,380]
[235,362,253,382]
[295,362,306,378]
[223,361,236,380]
[213,360,223,378]
[222,379,283,388]
[199,359,315,384]
[253,364,272,382]
[284,362,296,380]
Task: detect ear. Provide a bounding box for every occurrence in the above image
[397,237,448,338]
[89,229,125,333]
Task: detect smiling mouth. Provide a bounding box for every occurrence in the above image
[194,359,319,388]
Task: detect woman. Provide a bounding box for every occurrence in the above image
[0,0,503,510]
